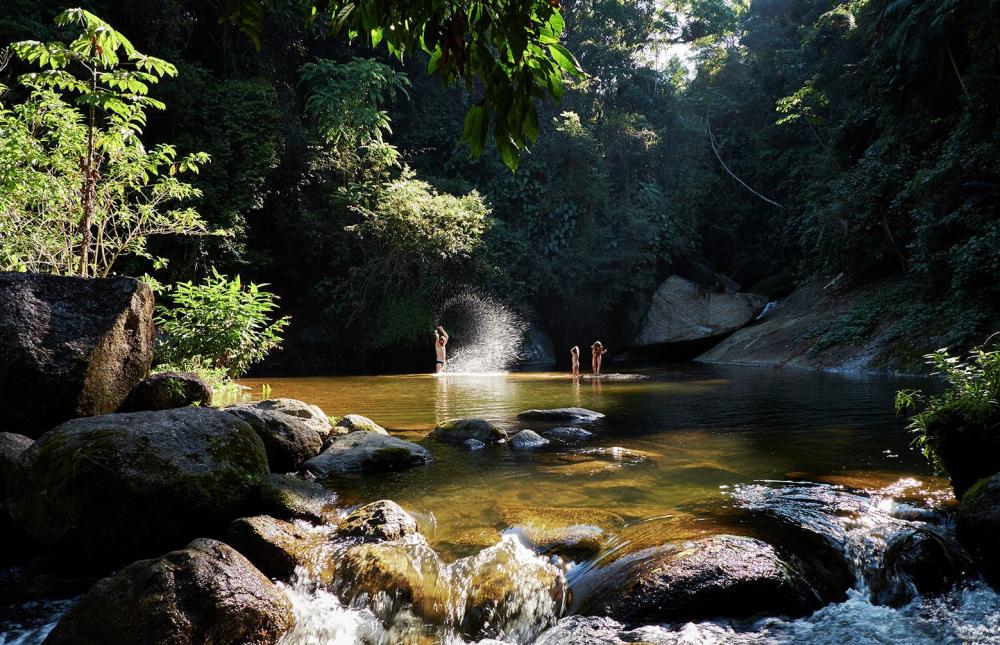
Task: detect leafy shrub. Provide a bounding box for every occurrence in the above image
[896,337,1000,471]
[155,270,290,377]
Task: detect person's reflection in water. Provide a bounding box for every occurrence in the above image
[572,373,582,407]
[435,371,451,426]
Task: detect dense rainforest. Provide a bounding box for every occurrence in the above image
[2,0,998,373]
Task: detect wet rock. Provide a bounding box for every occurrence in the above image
[498,506,627,533]
[517,408,605,423]
[338,500,419,543]
[634,275,766,347]
[535,616,630,645]
[0,273,154,437]
[511,523,608,561]
[431,418,507,444]
[120,371,212,412]
[575,535,823,622]
[928,409,1000,498]
[5,407,268,565]
[543,447,652,475]
[335,414,388,435]
[259,473,339,525]
[246,398,334,439]
[336,535,444,616]
[957,473,1000,581]
[542,427,594,443]
[44,539,292,645]
[304,432,431,478]
[463,438,485,451]
[872,527,973,606]
[227,515,334,583]
[225,405,323,472]
[510,429,550,450]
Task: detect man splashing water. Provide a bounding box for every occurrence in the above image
[434,326,449,373]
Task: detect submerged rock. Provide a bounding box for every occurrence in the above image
[574,535,824,622]
[510,429,550,450]
[463,438,486,451]
[44,539,292,645]
[246,398,334,439]
[957,473,1000,581]
[431,418,508,444]
[633,275,766,347]
[335,414,388,435]
[542,427,594,443]
[872,527,973,606]
[0,273,154,437]
[120,371,212,412]
[338,500,419,543]
[304,432,431,478]
[517,408,605,422]
[259,473,338,525]
[227,515,334,583]
[225,405,323,472]
[510,523,608,561]
[5,407,268,564]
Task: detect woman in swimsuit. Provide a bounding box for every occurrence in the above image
[591,341,607,375]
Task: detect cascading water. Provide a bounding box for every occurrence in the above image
[437,293,526,373]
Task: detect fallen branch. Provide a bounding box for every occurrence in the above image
[707,117,784,209]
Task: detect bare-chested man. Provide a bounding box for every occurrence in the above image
[434,326,449,373]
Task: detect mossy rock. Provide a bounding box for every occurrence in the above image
[304,433,431,479]
[335,414,388,435]
[338,500,419,543]
[259,473,339,525]
[5,408,268,565]
[430,418,507,444]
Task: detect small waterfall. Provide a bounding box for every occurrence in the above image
[438,293,526,373]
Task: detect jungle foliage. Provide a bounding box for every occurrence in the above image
[1,0,998,371]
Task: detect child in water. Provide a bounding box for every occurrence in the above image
[591,341,607,375]
[570,346,580,377]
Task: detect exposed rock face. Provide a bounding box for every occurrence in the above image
[227,515,334,583]
[248,398,334,438]
[517,408,604,423]
[872,527,973,606]
[633,276,765,348]
[44,539,293,645]
[430,418,507,444]
[338,500,419,543]
[120,371,212,412]
[304,433,431,478]
[225,405,323,472]
[0,432,32,477]
[335,414,388,435]
[510,429,550,450]
[957,474,1000,581]
[259,473,339,525]
[0,273,154,437]
[541,427,594,443]
[520,324,556,365]
[927,409,1000,498]
[574,535,824,622]
[6,408,268,564]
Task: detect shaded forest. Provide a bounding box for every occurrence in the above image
[3,0,998,373]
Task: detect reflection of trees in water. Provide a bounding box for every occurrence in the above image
[438,292,525,373]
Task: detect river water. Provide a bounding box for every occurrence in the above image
[6,365,1000,644]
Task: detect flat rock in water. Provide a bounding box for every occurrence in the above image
[248,398,334,438]
[430,418,507,444]
[542,427,594,443]
[517,408,605,422]
[510,429,550,450]
[335,414,388,435]
[43,538,292,645]
[305,432,431,478]
[574,535,826,622]
[0,273,154,437]
[5,407,268,565]
[225,405,323,472]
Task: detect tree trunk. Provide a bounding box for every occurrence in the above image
[78,69,98,277]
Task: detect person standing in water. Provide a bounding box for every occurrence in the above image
[434,326,449,373]
[591,341,607,375]
[570,346,580,377]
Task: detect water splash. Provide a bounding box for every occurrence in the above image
[438,293,526,373]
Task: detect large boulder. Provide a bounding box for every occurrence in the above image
[0,432,32,481]
[5,407,268,564]
[337,500,419,543]
[248,398,334,438]
[431,418,508,444]
[259,473,339,525]
[634,275,765,348]
[574,535,825,622]
[304,432,431,479]
[44,539,292,645]
[520,324,556,366]
[926,409,1000,498]
[957,474,1000,581]
[225,405,323,472]
[871,527,973,606]
[0,273,154,437]
[227,515,334,583]
[120,371,212,412]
